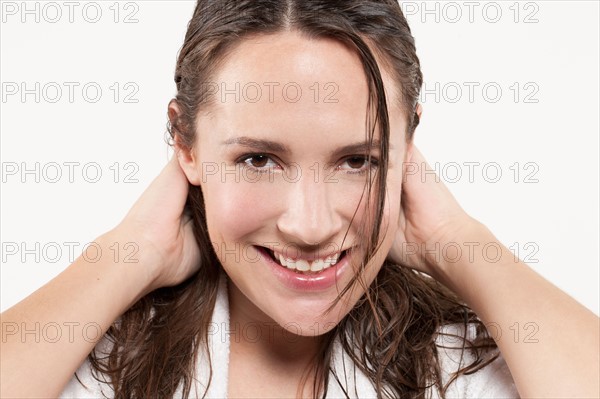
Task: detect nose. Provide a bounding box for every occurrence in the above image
[276,172,343,247]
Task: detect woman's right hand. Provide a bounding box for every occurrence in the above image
[105,154,201,293]
[1,153,201,399]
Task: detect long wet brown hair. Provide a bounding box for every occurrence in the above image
[87,1,499,398]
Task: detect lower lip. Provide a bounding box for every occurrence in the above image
[255,246,352,292]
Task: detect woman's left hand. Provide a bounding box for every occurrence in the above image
[387,145,482,277]
[389,146,600,399]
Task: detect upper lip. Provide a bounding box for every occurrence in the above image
[259,246,348,262]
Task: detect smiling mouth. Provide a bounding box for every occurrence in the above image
[259,246,348,275]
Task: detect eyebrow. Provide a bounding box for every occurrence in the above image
[221,136,392,156]
[222,137,289,153]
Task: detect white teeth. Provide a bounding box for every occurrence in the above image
[325,253,340,266]
[272,250,343,273]
[310,259,325,272]
[295,259,310,271]
[278,254,294,269]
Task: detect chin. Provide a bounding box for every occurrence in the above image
[263,292,357,337]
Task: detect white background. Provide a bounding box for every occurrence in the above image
[1,1,598,316]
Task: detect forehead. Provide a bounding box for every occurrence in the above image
[198,31,405,145]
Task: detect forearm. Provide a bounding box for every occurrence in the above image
[0,233,155,398]
[434,223,600,398]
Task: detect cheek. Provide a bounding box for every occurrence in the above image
[203,180,278,243]
[356,174,402,284]
[373,170,403,252]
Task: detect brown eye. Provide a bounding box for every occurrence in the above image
[346,156,367,169]
[249,155,269,168]
[240,154,278,171]
[338,155,379,175]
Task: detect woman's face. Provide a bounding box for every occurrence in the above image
[179,31,409,336]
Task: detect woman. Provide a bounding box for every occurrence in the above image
[2,1,598,398]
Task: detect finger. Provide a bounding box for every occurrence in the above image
[404,145,454,201]
[127,154,190,222]
[398,203,407,231]
[404,146,467,225]
[408,145,427,167]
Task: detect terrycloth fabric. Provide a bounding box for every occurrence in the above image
[60,271,519,398]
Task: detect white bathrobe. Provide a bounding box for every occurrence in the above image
[60,271,519,398]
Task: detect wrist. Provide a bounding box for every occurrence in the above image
[429,220,520,299]
[93,230,160,299]
[423,217,495,282]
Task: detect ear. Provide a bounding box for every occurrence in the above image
[416,103,423,121]
[168,100,202,186]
